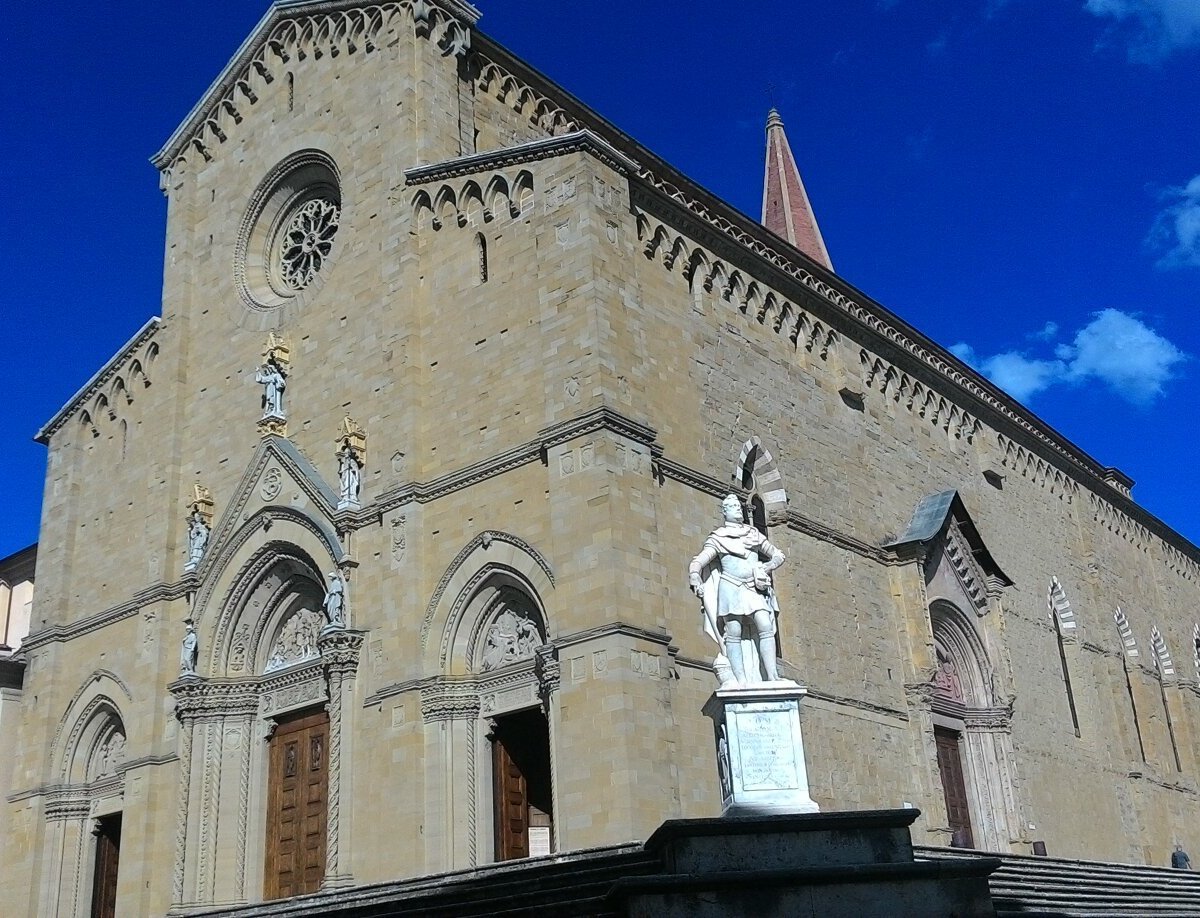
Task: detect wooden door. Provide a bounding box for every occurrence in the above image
[491,708,553,861]
[493,738,529,860]
[90,813,121,918]
[265,710,329,899]
[935,727,974,848]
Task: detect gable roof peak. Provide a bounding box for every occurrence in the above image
[761,108,833,271]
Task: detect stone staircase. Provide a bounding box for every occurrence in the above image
[195,844,662,917]
[916,845,1200,917]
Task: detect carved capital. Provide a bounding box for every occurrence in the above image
[420,680,481,722]
[534,643,560,706]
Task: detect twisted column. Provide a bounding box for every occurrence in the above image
[171,715,195,906]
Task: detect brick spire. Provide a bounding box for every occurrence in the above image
[761,108,833,270]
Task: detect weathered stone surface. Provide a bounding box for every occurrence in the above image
[3,1,1199,915]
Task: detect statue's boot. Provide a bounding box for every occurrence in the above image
[726,640,748,686]
[757,636,779,682]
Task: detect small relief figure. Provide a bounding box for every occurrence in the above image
[185,508,210,570]
[481,609,519,671]
[255,356,287,420]
[180,619,199,677]
[322,571,347,630]
[481,608,542,672]
[933,656,964,703]
[515,615,541,659]
[337,442,362,507]
[689,494,787,688]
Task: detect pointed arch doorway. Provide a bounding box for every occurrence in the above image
[929,601,1021,851]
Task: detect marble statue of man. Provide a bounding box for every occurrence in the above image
[322,571,346,629]
[689,494,786,687]
[255,358,287,419]
[337,443,362,505]
[180,619,199,676]
[186,509,210,568]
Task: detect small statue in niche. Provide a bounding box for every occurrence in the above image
[334,417,367,510]
[321,571,347,630]
[180,619,199,677]
[183,484,214,572]
[255,356,287,420]
[689,494,788,688]
[337,442,362,507]
[185,508,210,570]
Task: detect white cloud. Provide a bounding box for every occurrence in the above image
[1150,174,1200,268]
[1084,0,1200,60]
[951,309,1186,404]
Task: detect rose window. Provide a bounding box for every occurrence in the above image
[277,198,340,291]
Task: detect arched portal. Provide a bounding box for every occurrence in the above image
[929,601,1020,851]
[419,532,557,870]
[169,519,362,910]
[41,674,131,918]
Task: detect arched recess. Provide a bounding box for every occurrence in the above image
[41,674,131,917]
[168,510,362,910]
[733,436,788,524]
[418,531,559,871]
[929,600,1021,852]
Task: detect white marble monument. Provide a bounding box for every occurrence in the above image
[691,495,819,815]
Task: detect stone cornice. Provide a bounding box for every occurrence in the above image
[152,0,480,173]
[360,406,656,523]
[469,30,1200,569]
[21,578,190,653]
[35,317,161,444]
[404,130,637,186]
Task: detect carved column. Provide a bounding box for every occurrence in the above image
[420,682,481,870]
[318,629,364,888]
[168,678,203,909]
[535,645,563,852]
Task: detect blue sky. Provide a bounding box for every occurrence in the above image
[2,0,1198,560]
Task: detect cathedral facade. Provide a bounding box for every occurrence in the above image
[4,2,1200,915]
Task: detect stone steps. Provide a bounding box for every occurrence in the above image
[196,845,659,917]
[916,845,1200,916]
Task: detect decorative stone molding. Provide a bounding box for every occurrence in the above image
[405,130,635,187]
[1047,578,1076,633]
[1114,607,1140,659]
[1150,626,1175,680]
[534,643,559,709]
[420,530,554,653]
[153,0,480,184]
[944,522,989,614]
[318,627,365,675]
[733,436,787,509]
[962,705,1014,733]
[862,352,982,446]
[36,317,161,444]
[410,169,533,231]
[420,683,481,722]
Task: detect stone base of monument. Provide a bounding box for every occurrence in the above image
[702,684,820,816]
[607,809,1000,918]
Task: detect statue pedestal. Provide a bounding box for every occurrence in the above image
[703,684,819,816]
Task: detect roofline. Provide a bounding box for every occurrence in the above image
[141,2,1198,564]
[151,0,481,169]
[35,317,161,444]
[403,129,638,185]
[464,36,1200,561]
[0,543,37,572]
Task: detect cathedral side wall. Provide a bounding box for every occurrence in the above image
[618,198,1200,859]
